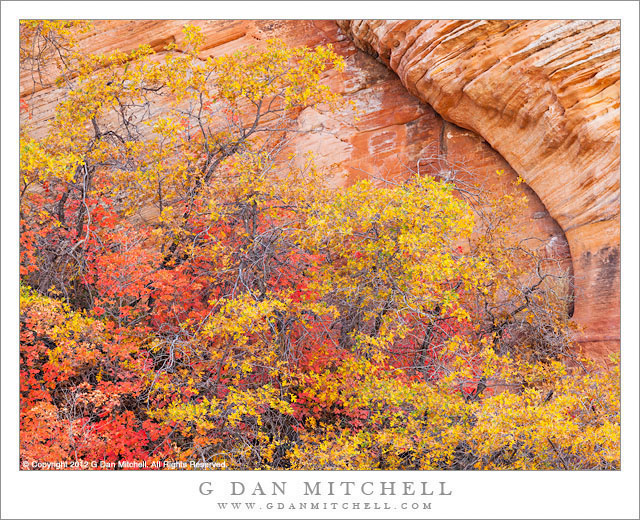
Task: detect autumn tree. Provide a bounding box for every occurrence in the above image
[19,22,619,470]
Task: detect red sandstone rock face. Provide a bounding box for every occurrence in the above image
[338,20,620,357]
[21,19,581,348]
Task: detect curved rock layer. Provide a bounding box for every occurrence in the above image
[21,19,576,347]
[338,20,620,357]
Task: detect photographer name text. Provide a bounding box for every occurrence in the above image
[199,480,452,497]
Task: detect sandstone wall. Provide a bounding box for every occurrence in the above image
[338,20,620,357]
[23,19,610,352]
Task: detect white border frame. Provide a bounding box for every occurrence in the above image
[2,2,638,519]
